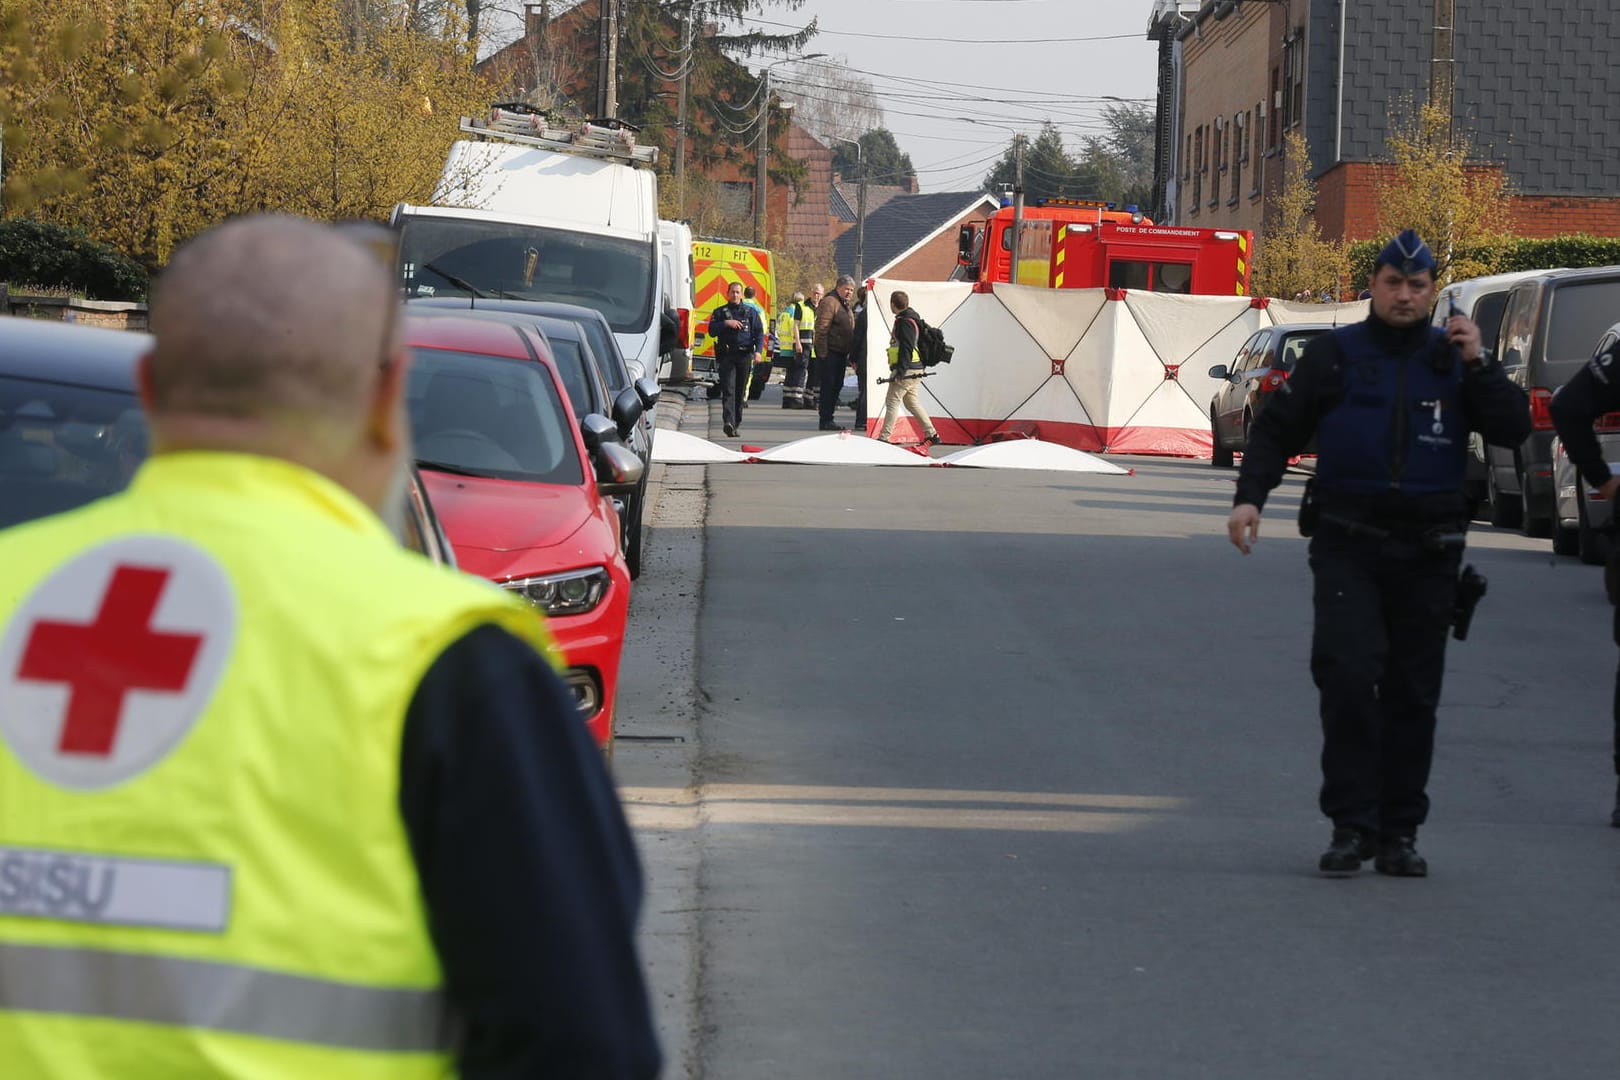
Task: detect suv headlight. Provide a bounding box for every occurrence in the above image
[502,567,611,616]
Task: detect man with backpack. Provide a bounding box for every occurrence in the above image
[877,290,941,447]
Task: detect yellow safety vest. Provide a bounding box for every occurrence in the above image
[0,452,554,1079]
[796,302,816,346]
[774,310,798,354]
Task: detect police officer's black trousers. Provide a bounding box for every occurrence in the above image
[1308,531,1459,836]
[1610,603,1620,776]
[716,350,749,431]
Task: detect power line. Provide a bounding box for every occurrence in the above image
[734,14,1145,46]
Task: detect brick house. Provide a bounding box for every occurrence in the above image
[478,1,833,258]
[1150,0,1620,242]
[834,192,1000,281]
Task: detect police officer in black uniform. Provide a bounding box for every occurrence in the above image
[709,279,764,438]
[1227,230,1531,878]
[1548,323,1620,828]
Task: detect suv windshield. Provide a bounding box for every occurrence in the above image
[1546,280,1620,377]
[399,217,655,336]
[408,347,583,485]
[0,375,146,530]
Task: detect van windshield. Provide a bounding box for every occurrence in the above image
[399,217,654,336]
[1546,281,1620,377]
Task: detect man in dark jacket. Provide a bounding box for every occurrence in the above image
[709,280,764,438]
[813,276,857,431]
[1227,229,1531,878]
[1548,323,1620,827]
[876,290,940,446]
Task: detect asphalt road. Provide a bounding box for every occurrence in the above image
[619,384,1620,1080]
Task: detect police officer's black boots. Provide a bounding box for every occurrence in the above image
[1318,827,1376,877]
[1373,835,1428,878]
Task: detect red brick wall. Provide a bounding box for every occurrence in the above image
[1316,161,1620,243]
[883,212,983,281]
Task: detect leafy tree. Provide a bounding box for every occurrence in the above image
[834,128,913,188]
[1251,130,1349,300]
[1078,101,1154,211]
[0,218,148,299]
[0,0,488,269]
[1377,97,1514,284]
[982,123,1097,204]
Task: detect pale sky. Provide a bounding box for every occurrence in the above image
[727,0,1164,193]
[482,1,1166,195]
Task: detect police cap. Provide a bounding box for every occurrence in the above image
[1374,229,1436,277]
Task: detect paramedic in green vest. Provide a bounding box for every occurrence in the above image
[744,285,774,401]
[772,296,803,407]
[0,215,660,1079]
[797,282,825,410]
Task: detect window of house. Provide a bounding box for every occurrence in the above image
[1269,68,1281,147]
[718,181,753,219]
[1251,104,1263,197]
[1230,114,1243,206]
[1284,30,1304,128]
[1210,121,1221,206]
[1190,126,1202,213]
[1183,133,1191,181]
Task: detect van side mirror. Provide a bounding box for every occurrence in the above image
[612,385,644,439]
[659,308,678,355]
[957,224,978,267]
[1207,363,1230,380]
[634,376,661,409]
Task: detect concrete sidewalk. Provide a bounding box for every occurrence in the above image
[612,386,710,1079]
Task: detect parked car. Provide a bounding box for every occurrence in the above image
[403,314,644,750]
[1207,323,1333,467]
[1479,265,1620,535]
[1431,269,1560,508]
[0,318,456,563]
[1550,322,1620,564]
[408,298,657,577]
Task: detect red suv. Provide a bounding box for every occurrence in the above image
[403,315,644,749]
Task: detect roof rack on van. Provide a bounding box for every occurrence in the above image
[459,105,659,166]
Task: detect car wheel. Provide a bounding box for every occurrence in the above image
[1553,508,1579,556]
[625,481,645,580]
[1486,459,1522,528]
[1578,487,1613,566]
[1211,411,1233,468]
[1519,461,1552,538]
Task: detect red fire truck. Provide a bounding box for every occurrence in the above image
[954,198,1254,296]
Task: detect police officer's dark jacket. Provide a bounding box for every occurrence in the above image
[708,300,762,354]
[1550,336,1620,492]
[1235,312,1530,518]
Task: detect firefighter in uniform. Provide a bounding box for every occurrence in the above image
[1548,322,1620,828]
[0,216,660,1078]
[1227,230,1530,878]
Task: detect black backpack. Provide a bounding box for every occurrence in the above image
[915,317,954,367]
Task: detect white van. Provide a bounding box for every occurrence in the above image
[393,110,669,384]
[658,219,695,381]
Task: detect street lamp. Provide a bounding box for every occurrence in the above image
[826,135,866,283]
[755,54,826,246]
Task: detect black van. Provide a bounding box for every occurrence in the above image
[1481,266,1620,535]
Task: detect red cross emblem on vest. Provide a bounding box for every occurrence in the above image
[0,536,237,790]
[18,565,204,756]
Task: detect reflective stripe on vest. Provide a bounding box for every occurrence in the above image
[0,942,449,1053]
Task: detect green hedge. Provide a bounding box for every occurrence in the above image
[1349,234,1620,286]
[0,219,148,301]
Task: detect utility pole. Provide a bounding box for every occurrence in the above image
[853,146,868,283]
[596,0,619,118]
[754,66,771,245]
[675,1,693,215]
[1009,134,1026,285]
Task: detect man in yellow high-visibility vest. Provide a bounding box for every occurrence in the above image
[0,216,660,1079]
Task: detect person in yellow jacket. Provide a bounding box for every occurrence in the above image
[0,216,660,1079]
